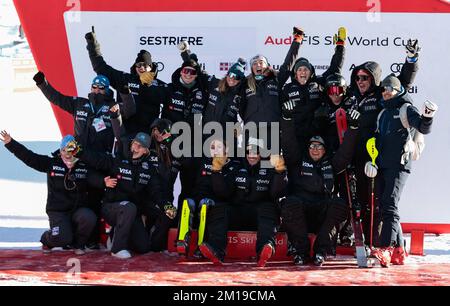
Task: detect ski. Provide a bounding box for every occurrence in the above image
[336,108,369,267]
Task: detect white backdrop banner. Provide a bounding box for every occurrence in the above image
[63,11,450,224]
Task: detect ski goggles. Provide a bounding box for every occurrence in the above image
[355,75,370,82]
[382,86,397,93]
[91,84,106,90]
[309,143,325,150]
[327,85,344,96]
[181,67,197,76]
[227,72,243,81]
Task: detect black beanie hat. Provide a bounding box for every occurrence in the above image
[135,50,152,67]
[181,53,200,73]
[293,57,313,73]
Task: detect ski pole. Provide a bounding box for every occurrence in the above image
[366,137,378,249]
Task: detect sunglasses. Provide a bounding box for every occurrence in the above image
[382,86,397,93]
[181,67,197,76]
[327,85,344,96]
[92,84,106,90]
[135,62,149,68]
[309,143,324,150]
[355,75,370,82]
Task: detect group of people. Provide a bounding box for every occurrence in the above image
[0,25,437,268]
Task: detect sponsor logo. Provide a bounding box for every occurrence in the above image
[171,99,184,106]
[236,177,246,183]
[196,91,203,100]
[139,36,204,46]
[256,179,269,184]
[390,62,404,73]
[119,168,132,175]
[52,166,65,172]
[128,82,140,89]
[76,110,88,117]
[288,91,299,98]
[140,173,151,179]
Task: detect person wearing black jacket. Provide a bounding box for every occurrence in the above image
[281,27,346,152]
[199,138,287,267]
[239,28,302,150]
[280,111,358,266]
[33,73,135,154]
[85,29,167,136]
[311,73,360,248]
[348,39,421,246]
[77,132,172,259]
[162,49,210,213]
[365,75,437,267]
[33,72,135,248]
[1,133,97,255]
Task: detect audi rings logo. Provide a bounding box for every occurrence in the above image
[390,62,404,73]
[155,61,165,72]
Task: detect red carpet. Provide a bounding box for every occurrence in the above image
[0,250,449,286]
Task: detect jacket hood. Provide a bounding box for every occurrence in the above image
[350,61,382,94]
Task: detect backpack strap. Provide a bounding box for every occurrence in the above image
[399,102,412,129]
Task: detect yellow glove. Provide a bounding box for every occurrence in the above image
[212,156,227,171]
[139,71,156,85]
[270,155,286,173]
[333,27,347,46]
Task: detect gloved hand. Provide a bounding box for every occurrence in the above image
[422,100,438,118]
[164,202,177,219]
[270,155,286,172]
[282,101,297,120]
[212,155,227,171]
[347,109,361,129]
[85,27,97,43]
[177,41,189,52]
[406,39,421,62]
[109,104,120,119]
[333,27,347,46]
[33,71,45,86]
[292,26,304,43]
[364,161,378,178]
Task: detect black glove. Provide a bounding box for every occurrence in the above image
[84,26,96,43]
[85,26,101,56]
[347,109,361,129]
[33,71,45,86]
[282,101,296,120]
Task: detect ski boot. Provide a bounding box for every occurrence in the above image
[199,242,224,265]
[257,243,275,267]
[371,246,394,267]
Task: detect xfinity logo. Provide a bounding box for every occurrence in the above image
[140,36,204,46]
[140,173,151,179]
[119,168,132,175]
[256,179,269,184]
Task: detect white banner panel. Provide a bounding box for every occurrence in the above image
[64,11,450,223]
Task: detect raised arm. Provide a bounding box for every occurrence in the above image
[33,71,80,115]
[85,28,130,89]
[2,131,52,173]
